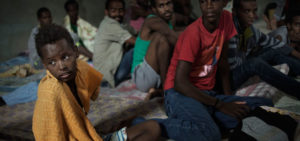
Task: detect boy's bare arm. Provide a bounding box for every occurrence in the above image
[218,41,233,95]
[146,17,178,46]
[174,61,218,106]
[174,60,250,119]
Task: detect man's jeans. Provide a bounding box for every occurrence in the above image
[114,48,133,86]
[259,48,300,76]
[155,88,273,141]
[231,49,300,99]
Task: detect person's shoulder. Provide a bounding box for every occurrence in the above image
[76,60,103,89]
[220,10,234,24]
[98,16,123,31]
[37,73,63,99]
[144,15,164,25]
[101,16,120,25]
[77,60,103,78]
[182,18,202,36]
[30,26,39,35]
[77,16,95,28]
[222,10,232,16]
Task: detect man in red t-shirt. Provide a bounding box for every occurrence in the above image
[154,0,273,140]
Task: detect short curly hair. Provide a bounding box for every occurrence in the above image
[64,0,79,12]
[35,24,75,59]
[37,7,50,19]
[105,0,125,10]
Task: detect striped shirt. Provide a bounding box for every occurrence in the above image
[228,17,292,70]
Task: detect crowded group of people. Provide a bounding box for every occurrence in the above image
[1,0,300,140]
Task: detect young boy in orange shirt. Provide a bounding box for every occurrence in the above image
[32,24,160,141]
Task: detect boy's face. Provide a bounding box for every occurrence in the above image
[67,4,79,22]
[41,39,78,82]
[153,0,174,21]
[288,16,300,42]
[39,11,52,27]
[105,1,125,23]
[199,0,226,24]
[236,0,257,28]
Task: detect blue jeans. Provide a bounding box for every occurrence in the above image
[258,48,300,76]
[2,81,39,106]
[114,48,133,86]
[231,50,300,99]
[155,89,273,141]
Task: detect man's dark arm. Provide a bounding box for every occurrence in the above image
[218,41,233,95]
[174,60,250,119]
[146,17,178,46]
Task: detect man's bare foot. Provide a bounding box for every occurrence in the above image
[144,88,163,101]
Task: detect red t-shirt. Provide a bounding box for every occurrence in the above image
[164,10,237,90]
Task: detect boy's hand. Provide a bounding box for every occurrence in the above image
[216,101,250,120]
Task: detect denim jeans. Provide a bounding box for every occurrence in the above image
[114,48,133,86]
[155,88,273,141]
[231,49,300,99]
[258,48,300,76]
[2,81,39,106]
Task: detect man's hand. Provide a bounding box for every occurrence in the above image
[216,101,250,120]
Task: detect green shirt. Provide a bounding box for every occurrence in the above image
[131,15,173,72]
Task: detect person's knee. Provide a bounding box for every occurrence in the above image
[150,32,163,41]
[143,120,161,138]
[114,67,130,84]
[203,121,222,140]
[188,121,221,141]
[135,81,152,92]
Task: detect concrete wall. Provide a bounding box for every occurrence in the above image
[0,0,277,62]
[0,0,105,62]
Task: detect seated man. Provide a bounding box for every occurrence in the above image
[152,0,273,140]
[131,0,178,94]
[94,0,136,87]
[64,0,95,60]
[32,24,161,141]
[0,7,52,107]
[227,0,300,99]
[28,7,52,70]
[269,9,300,52]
